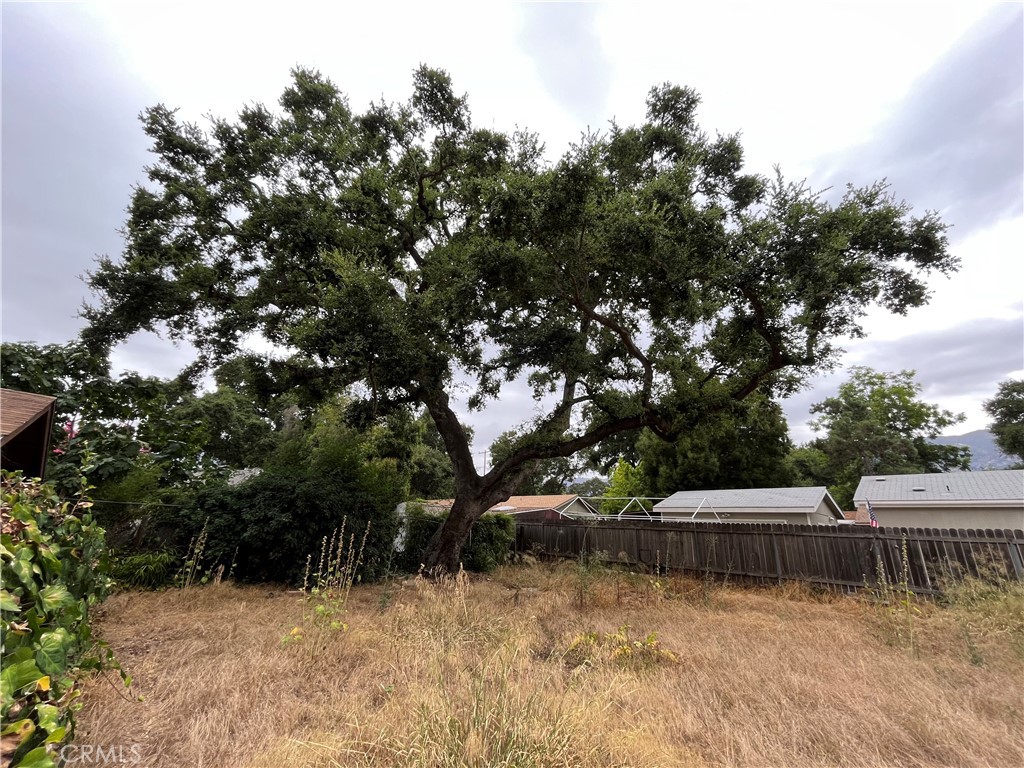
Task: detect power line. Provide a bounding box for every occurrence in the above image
[90,498,188,508]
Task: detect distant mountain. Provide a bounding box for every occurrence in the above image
[932,430,1017,470]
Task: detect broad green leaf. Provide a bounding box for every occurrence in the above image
[14,746,58,768]
[35,703,60,734]
[38,585,74,613]
[5,646,34,664]
[9,558,34,589]
[0,589,20,612]
[34,629,71,677]
[1,658,43,700]
[3,630,31,654]
[0,717,34,738]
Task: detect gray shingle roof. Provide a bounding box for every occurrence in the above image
[853,470,1024,503]
[654,486,837,512]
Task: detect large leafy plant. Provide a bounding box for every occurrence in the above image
[1,472,125,767]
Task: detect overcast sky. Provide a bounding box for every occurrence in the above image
[2,1,1022,468]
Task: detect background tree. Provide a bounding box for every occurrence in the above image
[600,457,650,514]
[637,394,794,495]
[83,67,956,570]
[0,341,286,489]
[1,341,200,493]
[167,385,277,470]
[802,367,969,508]
[362,409,461,499]
[983,379,1024,465]
[566,476,609,497]
[488,429,579,496]
[785,445,832,488]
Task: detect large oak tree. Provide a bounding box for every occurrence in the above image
[83,67,956,570]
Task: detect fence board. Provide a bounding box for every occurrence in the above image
[515,520,1024,594]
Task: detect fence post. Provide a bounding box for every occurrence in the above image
[771,528,783,585]
[912,536,932,592]
[872,530,885,587]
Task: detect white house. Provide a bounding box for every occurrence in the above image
[654,487,843,525]
[852,470,1024,530]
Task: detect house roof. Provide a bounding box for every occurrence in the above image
[654,486,843,516]
[489,495,579,513]
[853,470,1024,504]
[843,507,873,524]
[419,494,581,514]
[0,388,57,445]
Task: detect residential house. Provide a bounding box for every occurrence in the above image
[852,470,1024,530]
[419,494,598,522]
[654,486,844,525]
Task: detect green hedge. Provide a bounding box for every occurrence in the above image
[182,469,402,584]
[1,472,121,768]
[401,506,515,572]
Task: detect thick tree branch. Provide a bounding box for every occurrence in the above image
[729,285,792,402]
[482,414,646,496]
[420,387,480,490]
[568,291,655,407]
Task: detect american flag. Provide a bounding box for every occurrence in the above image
[867,499,879,528]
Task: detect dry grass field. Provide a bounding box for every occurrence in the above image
[78,562,1023,767]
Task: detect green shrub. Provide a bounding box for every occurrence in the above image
[179,467,402,585]
[464,513,516,572]
[401,507,515,572]
[1,471,124,767]
[109,550,178,590]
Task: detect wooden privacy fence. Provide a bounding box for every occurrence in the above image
[514,520,1024,595]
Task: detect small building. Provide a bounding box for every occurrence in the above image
[852,470,1024,530]
[654,486,844,525]
[419,494,597,522]
[487,494,598,522]
[0,388,58,479]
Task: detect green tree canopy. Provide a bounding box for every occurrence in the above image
[1,341,197,492]
[984,379,1024,464]
[82,67,956,570]
[566,476,608,497]
[638,394,794,495]
[362,409,459,500]
[802,367,969,508]
[0,341,279,495]
[601,457,650,515]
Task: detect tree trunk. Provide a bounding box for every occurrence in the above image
[422,494,489,573]
[419,387,521,573]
